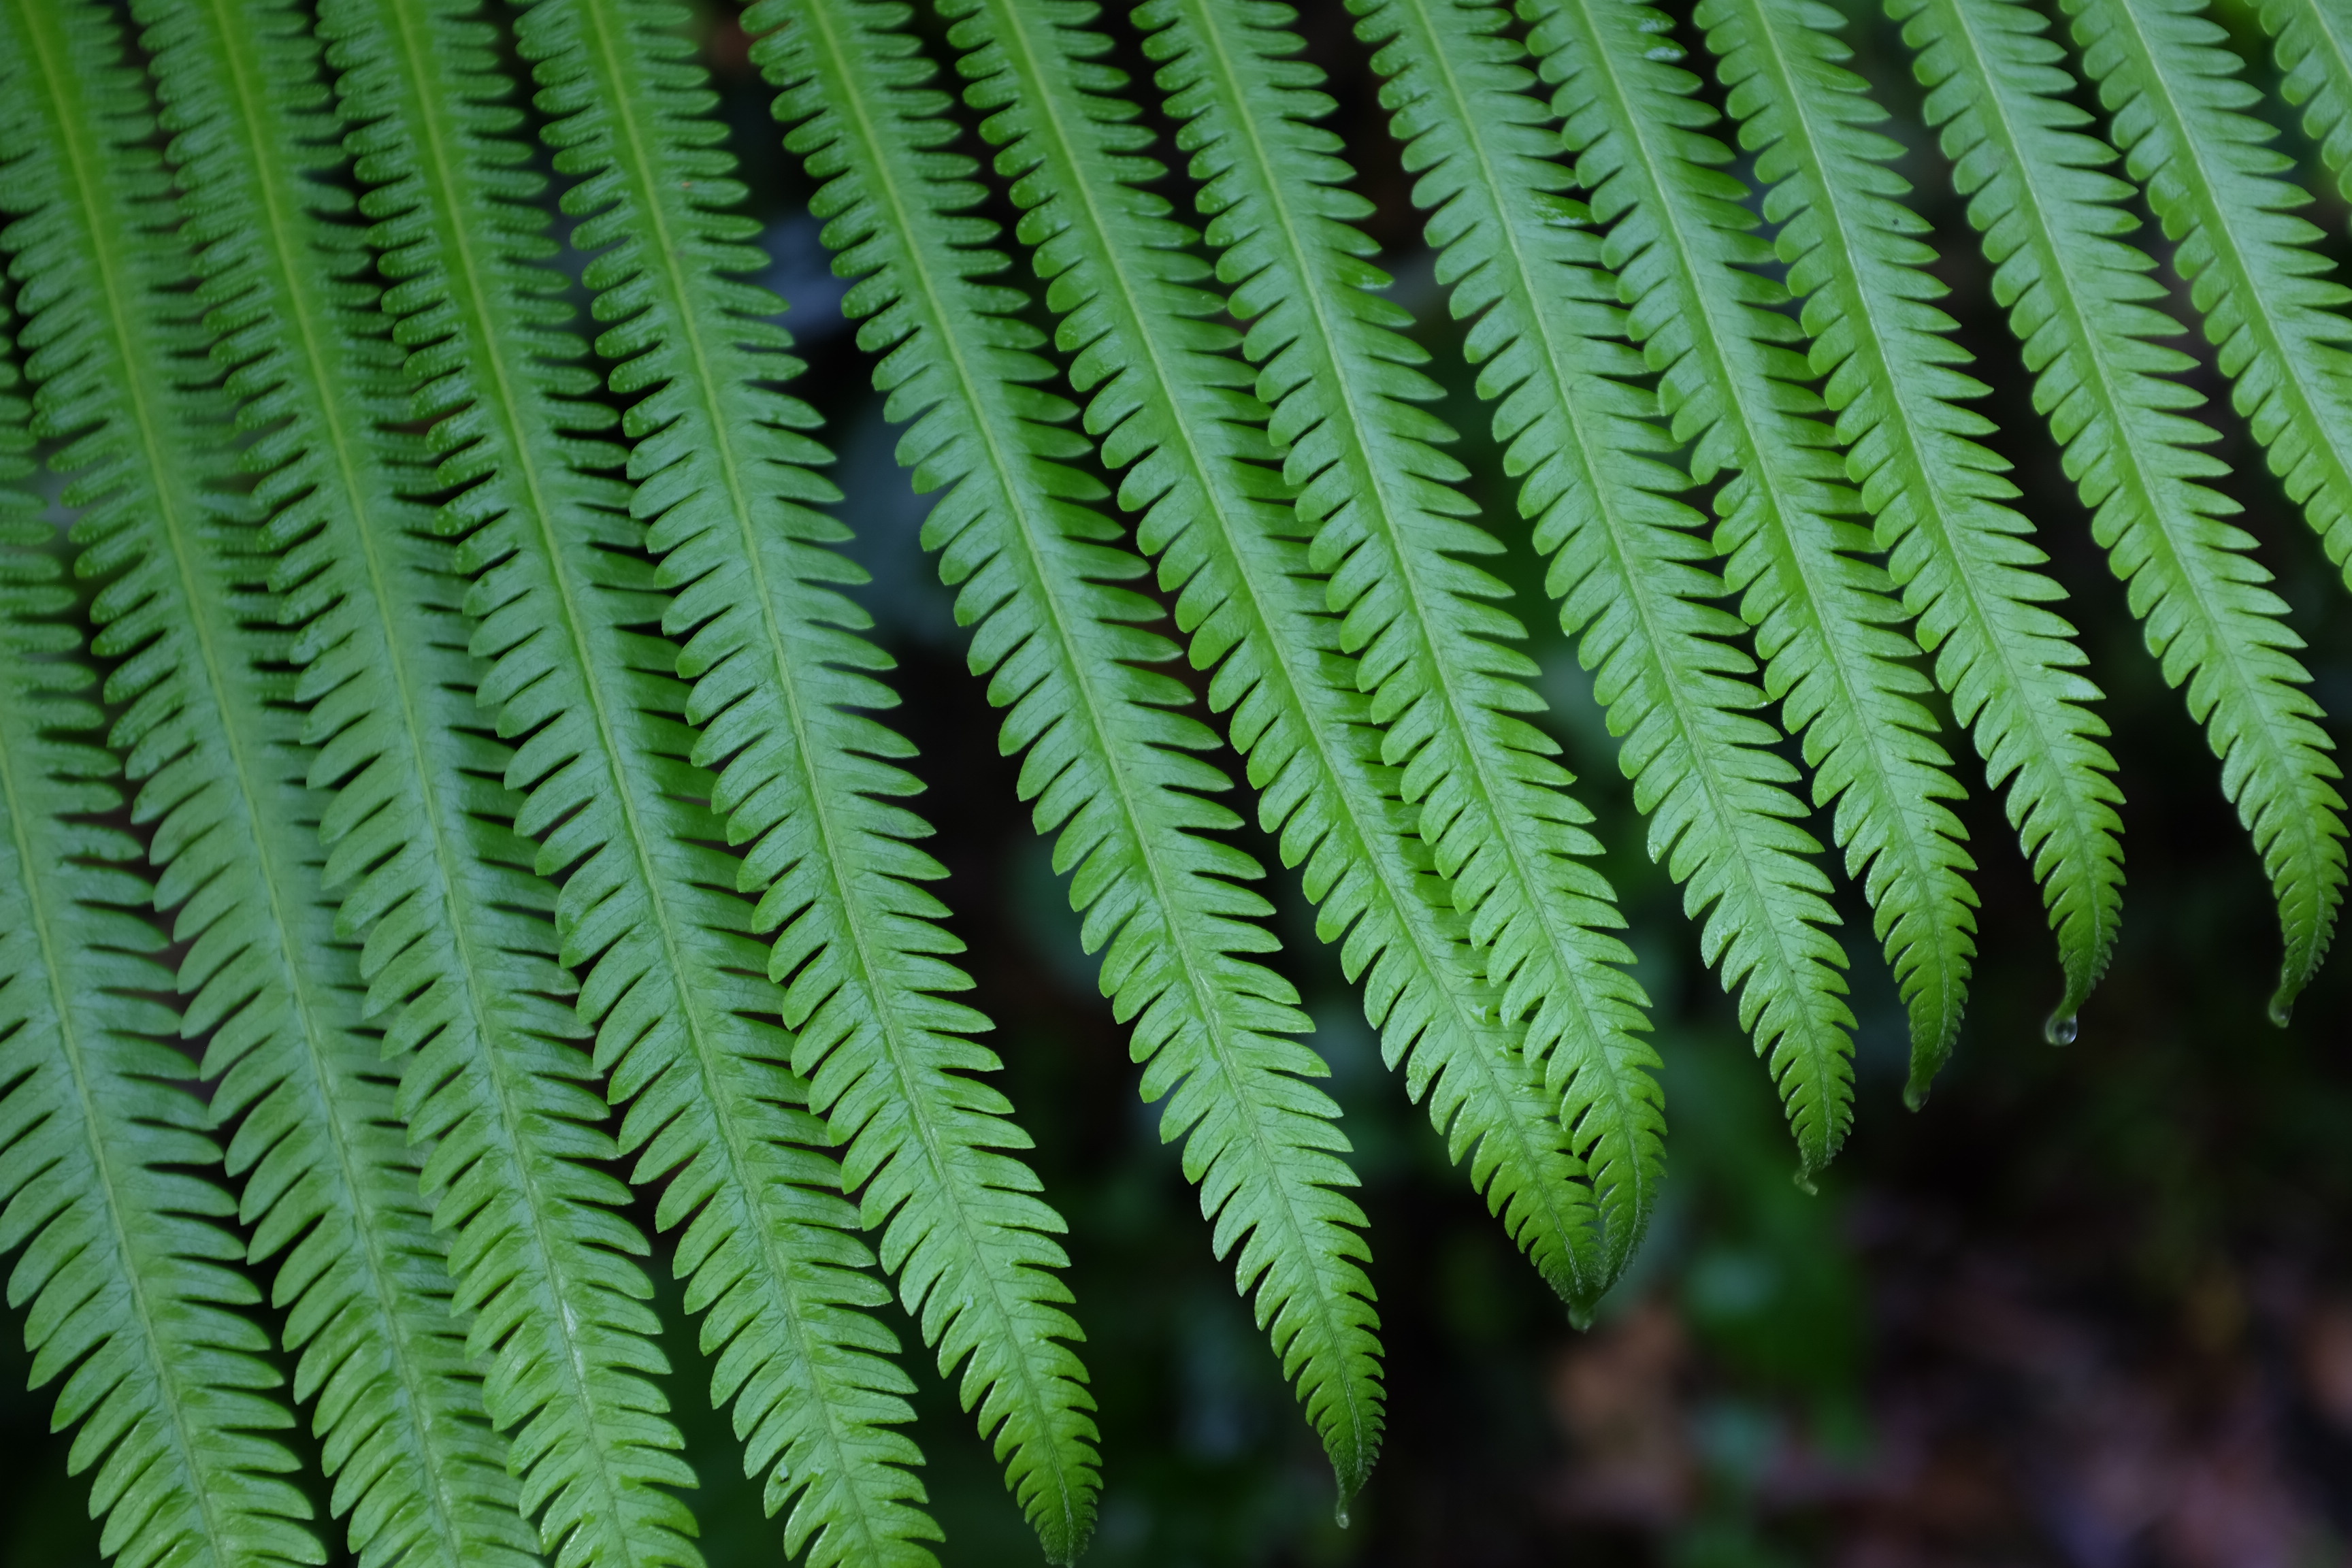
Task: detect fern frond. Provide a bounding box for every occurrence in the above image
[13,6,540,1566]
[0,210,316,1568]
[1899,0,2345,1032]
[519,2,1076,1561]
[2059,0,2349,1009]
[935,0,1599,1304]
[1133,0,1663,1279]
[1518,0,1980,1100]
[757,0,1384,1508]
[1371,0,1930,1143]
[1697,0,2127,1028]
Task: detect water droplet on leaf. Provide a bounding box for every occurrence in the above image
[2043,1010,2078,1047]
[2268,992,2295,1029]
[1791,1171,1818,1196]
[1333,1501,1351,1531]
[1568,1301,1595,1333]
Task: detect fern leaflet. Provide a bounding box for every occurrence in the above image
[757,0,1386,1507]
[520,1,1095,1560]
[937,0,1601,1303]
[1135,0,1662,1275]
[2059,0,2350,1008]
[1898,0,2344,1033]
[1699,0,2127,1029]
[1369,0,1931,1143]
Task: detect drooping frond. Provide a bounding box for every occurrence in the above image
[1697,0,2127,1028]
[1133,0,1662,1279]
[1518,0,1980,1101]
[521,1,1088,1561]
[933,0,1599,1304]
[755,0,1385,1508]
[0,209,316,1568]
[2059,0,2349,1008]
[22,6,538,1566]
[1899,0,2345,1030]
[1367,0,1916,1146]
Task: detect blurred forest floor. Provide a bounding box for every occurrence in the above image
[6,0,2352,1563]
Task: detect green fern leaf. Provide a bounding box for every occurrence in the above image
[12,5,542,1565]
[1516,0,1981,1100]
[935,0,1600,1303]
[1698,0,2127,1029]
[1898,0,2345,1032]
[1133,0,1663,1277]
[0,209,318,1568]
[518,1,1081,1561]
[2059,0,2349,1009]
[756,0,1385,1509]
[1368,0,1937,1143]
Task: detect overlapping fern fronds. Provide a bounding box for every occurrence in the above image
[756,0,1384,1506]
[1363,0,1897,1155]
[1698,0,2127,1037]
[30,6,536,1567]
[1898,0,2345,1036]
[2058,0,2347,1008]
[517,1,1090,1559]
[1,0,2351,1556]
[934,0,1599,1306]
[1516,0,1977,1104]
[0,31,319,1564]
[1132,0,1662,1284]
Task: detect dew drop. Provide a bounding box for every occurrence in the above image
[1791,1170,1819,1197]
[1901,1081,1930,1113]
[2043,1010,2078,1047]
[1334,1502,1352,1531]
[2268,992,2295,1029]
[1568,1301,1596,1333]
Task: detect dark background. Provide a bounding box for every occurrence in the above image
[5,0,2351,1562]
